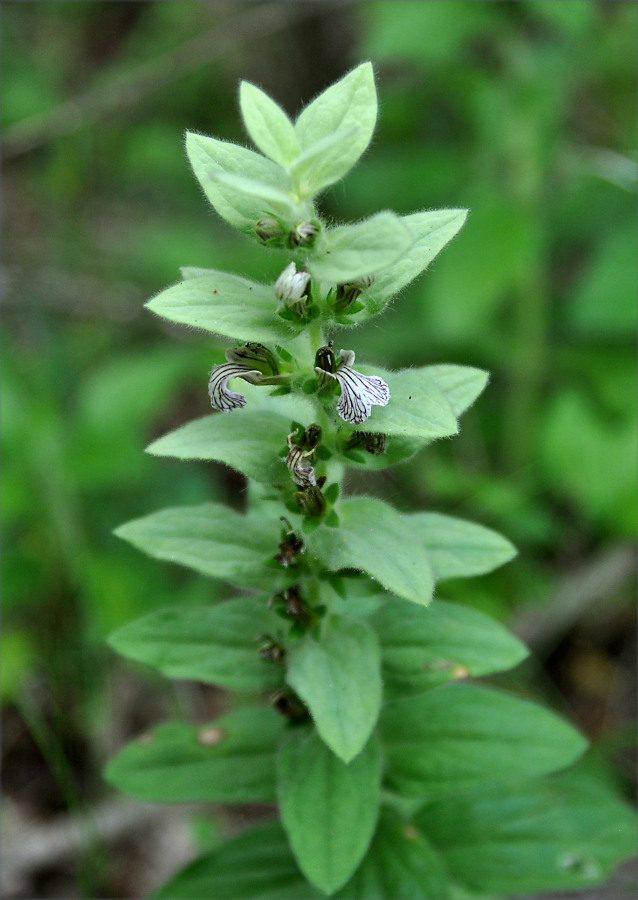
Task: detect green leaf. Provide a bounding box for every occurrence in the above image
[186,131,293,232]
[295,62,377,179]
[310,497,434,605]
[114,503,277,589]
[277,725,381,895]
[335,806,450,900]
[146,271,296,343]
[105,706,283,804]
[406,511,517,581]
[289,127,361,197]
[369,599,529,693]
[423,364,489,417]
[108,597,284,691]
[154,822,320,900]
[381,683,587,798]
[146,410,291,483]
[340,365,487,472]
[309,212,413,283]
[348,209,468,321]
[239,81,299,168]
[354,366,458,440]
[211,171,298,219]
[286,615,382,762]
[416,767,638,897]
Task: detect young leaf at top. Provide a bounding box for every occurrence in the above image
[295,62,377,183]
[277,725,381,895]
[105,706,283,804]
[285,614,382,763]
[107,597,285,692]
[406,511,517,581]
[154,821,321,900]
[370,599,529,693]
[146,409,291,484]
[210,170,299,220]
[146,271,297,343]
[415,766,638,898]
[114,503,278,589]
[309,212,413,283]
[309,497,435,606]
[239,81,300,168]
[339,209,468,323]
[185,131,292,233]
[289,127,361,198]
[380,683,587,798]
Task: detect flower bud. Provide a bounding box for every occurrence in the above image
[334,274,374,313]
[287,220,319,249]
[274,262,310,307]
[255,215,285,243]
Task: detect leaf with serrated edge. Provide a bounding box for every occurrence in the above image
[105,707,283,804]
[381,683,587,798]
[239,81,299,167]
[286,615,382,762]
[278,725,381,895]
[147,410,291,483]
[145,272,296,343]
[310,497,435,605]
[114,503,278,589]
[108,597,285,691]
[295,62,377,177]
[185,131,292,232]
[407,511,517,581]
[370,599,528,693]
[309,212,413,283]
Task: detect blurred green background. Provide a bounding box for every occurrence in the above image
[2,1,636,897]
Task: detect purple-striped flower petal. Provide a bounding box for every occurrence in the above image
[318,349,390,425]
[207,363,261,412]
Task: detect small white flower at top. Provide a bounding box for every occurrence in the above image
[318,349,390,425]
[274,262,310,307]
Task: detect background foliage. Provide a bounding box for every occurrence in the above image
[2,2,636,897]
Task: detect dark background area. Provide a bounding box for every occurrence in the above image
[2,2,636,897]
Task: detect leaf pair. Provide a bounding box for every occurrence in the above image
[152,766,638,899]
[240,63,377,197]
[145,207,468,336]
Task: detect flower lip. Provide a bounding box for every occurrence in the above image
[208,362,261,412]
[316,349,390,425]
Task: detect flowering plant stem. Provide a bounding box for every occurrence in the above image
[105,63,637,899]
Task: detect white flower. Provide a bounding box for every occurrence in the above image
[317,349,390,425]
[274,262,310,306]
[208,362,261,412]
